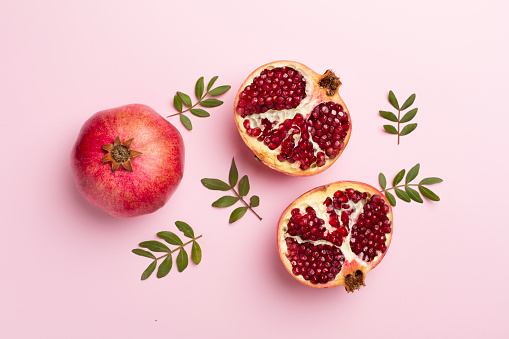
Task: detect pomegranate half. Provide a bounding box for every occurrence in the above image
[234,61,351,176]
[277,181,393,291]
[71,104,185,218]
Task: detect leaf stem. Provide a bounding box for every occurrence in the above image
[230,186,262,221]
[155,235,203,260]
[167,90,210,118]
[397,109,401,145]
[381,183,420,193]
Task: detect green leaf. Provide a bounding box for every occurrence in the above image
[385,191,396,207]
[400,108,418,123]
[212,195,239,207]
[238,175,250,196]
[419,185,440,201]
[393,169,405,186]
[207,76,218,91]
[400,93,416,110]
[406,163,420,184]
[419,177,443,185]
[139,240,170,252]
[250,195,260,207]
[175,221,194,238]
[180,114,192,130]
[379,111,398,122]
[177,91,192,107]
[400,123,417,136]
[383,125,398,134]
[229,157,238,186]
[200,99,223,107]
[173,94,183,112]
[195,77,204,99]
[141,260,157,280]
[157,231,183,245]
[176,248,189,272]
[191,241,202,265]
[190,109,210,117]
[406,186,423,203]
[132,249,156,259]
[395,188,411,202]
[388,90,399,110]
[379,173,387,190]
[229,206,248,223]
[209,85,231,96]
[157,254,172,278]
[201,178,231,191]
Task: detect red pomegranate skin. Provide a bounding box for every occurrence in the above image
[71,104,185,218]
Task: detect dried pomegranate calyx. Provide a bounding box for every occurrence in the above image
[102,136,142,172]
[344,270,365,292]
[318,70,341,96]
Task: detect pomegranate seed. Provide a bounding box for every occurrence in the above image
[338,227,348,237]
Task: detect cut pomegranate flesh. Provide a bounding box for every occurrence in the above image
[285,238,345,285]
[237,67,306,117]
[234,62,351,175]
[277,182,393,291]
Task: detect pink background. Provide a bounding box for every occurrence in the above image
[1,0,508,338]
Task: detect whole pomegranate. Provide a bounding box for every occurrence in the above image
[277,181,393,291]
[234,61,351,176]
[71,104,185,218]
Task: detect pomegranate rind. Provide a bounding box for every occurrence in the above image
[233,60,351,176]
[277,181,393,289]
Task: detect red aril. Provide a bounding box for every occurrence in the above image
[234,61,351,176]
[71,104,185,218]
[277,181,393,291]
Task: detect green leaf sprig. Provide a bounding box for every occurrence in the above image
[380,91,418,144]
[132,221,202,280]
[168,76,231,131]
[378,163,443,206]
[201,157,262,224]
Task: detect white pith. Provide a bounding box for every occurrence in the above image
[245,107,348,171]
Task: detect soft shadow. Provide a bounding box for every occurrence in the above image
[65,146,139,231]
[225,120,297,186]
[256,225,348,302]
[67,169,117,221]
